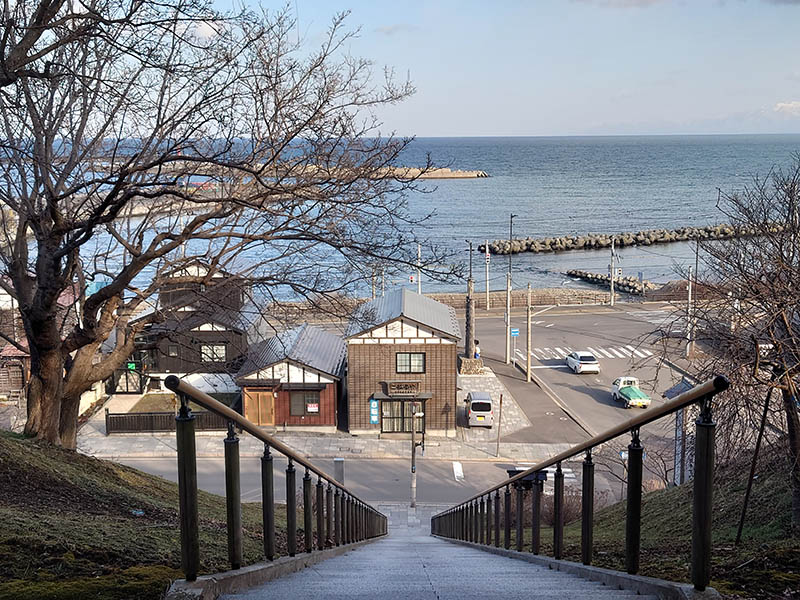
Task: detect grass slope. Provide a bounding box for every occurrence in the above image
[0,431,291,600]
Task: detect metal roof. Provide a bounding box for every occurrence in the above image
[346,289,461,339]
[236,324,346,380]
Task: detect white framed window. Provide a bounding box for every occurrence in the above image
[396,352,425,374]
[200,344,226,362]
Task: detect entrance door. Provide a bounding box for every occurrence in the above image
[244,389,275,426]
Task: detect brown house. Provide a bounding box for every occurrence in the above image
[345,289,460,435]
[236,324,346,432]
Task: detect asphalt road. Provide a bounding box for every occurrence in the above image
[473,304,687,435]
[120,456,619,504]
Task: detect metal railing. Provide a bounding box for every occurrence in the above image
[430,375,729,592]
[164,375,388,582]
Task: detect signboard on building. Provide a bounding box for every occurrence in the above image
[369,399,379,424]
[306,402,319,414]
[387,381,421,397]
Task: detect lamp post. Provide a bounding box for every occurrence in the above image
[410,403,424,508]
[466,240,475,360]
[505,214,517,364]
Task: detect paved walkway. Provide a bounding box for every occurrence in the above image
[220,503,657,600]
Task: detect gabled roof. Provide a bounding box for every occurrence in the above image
[345,288,461,340]
[236,324,346,380]
[148,307,246,335]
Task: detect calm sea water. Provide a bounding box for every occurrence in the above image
[397,135,800,292]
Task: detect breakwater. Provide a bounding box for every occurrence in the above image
[479,223,778,255]
[566,270,658,295]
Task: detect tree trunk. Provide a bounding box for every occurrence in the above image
[782,384,800,535]
[25,349,65,445]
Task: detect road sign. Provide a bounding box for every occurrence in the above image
[369,399,379,424]
[510,328,519,337]
[409,275,415,283]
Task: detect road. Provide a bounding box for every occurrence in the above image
[120,456,619,504]
[473,303,688,435]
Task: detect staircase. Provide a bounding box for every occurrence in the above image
[219,504,658,600]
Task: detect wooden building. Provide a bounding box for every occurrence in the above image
[236,324,346,431]
[345,289,460,435]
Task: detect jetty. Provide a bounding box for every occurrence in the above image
[479,223,777,255]
[386,167,489,179]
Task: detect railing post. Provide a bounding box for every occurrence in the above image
[316,478,324,551]
[224,421,242,570]
[486,494,492,545]
[626,428,643,575]
[504,484,511,549]
[286,458,297,556]
[494,489,501,547]
[334,488,341,546]
[515,482,524,552]
[303,469,313,553]
[176,393,200,581]
[532,476,542,554]
[582,450,595,566]
[554,462,564,560]
[261,443,275,561]
[479,496,485,544]
[326,483,333,547]
[692,396,716,591]
[470,501,476,542]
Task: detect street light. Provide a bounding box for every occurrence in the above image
[410,403,425,508]
[508,214,517,275]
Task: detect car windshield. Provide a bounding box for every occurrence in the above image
[471,402,492,412]
[579,354,597,363]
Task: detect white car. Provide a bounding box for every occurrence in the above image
[565,351,600,374]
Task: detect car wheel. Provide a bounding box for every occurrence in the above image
[624,401,630,409]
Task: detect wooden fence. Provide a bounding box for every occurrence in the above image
[105,409,229,434]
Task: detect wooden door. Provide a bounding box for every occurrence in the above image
[244,389,275,426]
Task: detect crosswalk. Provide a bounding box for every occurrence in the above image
[520,344,655,361]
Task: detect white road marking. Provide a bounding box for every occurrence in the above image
[453,461,464,481]
[554,347,568,357]
[642,349,654,356]
[597,347,615,358]
[609,347,626,358]
[545,323,554,328]
[618,347,633,357]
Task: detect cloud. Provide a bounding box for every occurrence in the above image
[774,101,800,117]
[374,24,417,36]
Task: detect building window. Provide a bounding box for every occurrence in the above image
[396,352,425,374]
[380,399,426,433]
[200,344,226,362]
[167,345,179,357]
[290,390,320,416]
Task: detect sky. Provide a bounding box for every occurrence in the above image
[231,1,800,137]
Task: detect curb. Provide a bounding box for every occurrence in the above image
[165,537,381,600]
[434,537,721,600]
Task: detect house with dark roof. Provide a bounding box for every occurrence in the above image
[345,289,460,435]
[235,324,346,431]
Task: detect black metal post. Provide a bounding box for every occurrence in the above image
[479,496,485,544]
[532,478,542,554]
[342,494,349,544]
[486,495,493,545]
[224,422,242,570]
[494,489,501,547]
[326,483,333,547]
[515,482,524,551]
[286,458,297,556]
[692,396,716,591]
[261,444,275,560]
[504,485,511,549]
[303,469,312,553]
[582,450,595,565]
[626,429,643,575]
[316,478,324,551]
[176,394,200,581]
[554,462,564,559]
[334,488,341,546]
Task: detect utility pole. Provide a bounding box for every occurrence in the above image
[495,394,503,458]
[410,403,423,508]
[416,244,422,295]
[466,241,475,360]
[526,283,532,383]
[505,214,516,364]
[371,270,375,299]
[609,237,616,307]
[485,239,490,311]
[381,268,385,297]
[685,265,693,358]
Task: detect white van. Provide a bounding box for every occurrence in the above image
[466,391,493,428]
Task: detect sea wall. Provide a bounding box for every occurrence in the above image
[566,270,658,295]
[479,223,781,255]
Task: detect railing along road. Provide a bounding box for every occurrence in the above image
[431,375,729,592]
[165,375,387,582]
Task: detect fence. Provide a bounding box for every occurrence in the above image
[104,409,228,434]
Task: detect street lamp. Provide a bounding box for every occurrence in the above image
[410,403,425,508]
[508,214,517,275]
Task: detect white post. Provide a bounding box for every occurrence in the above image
[685,265,693,358]
[485,240,490,311]
[505,273,512,364]
[526,283,532,383]
[610,237,616,307]
[417,244,421,295]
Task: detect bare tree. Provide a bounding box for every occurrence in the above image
[0,2,455,448]
[689,156,800,534]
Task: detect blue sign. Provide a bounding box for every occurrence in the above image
[510,328,520,337]
[369,399,379,424]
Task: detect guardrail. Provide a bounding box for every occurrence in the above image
[164,375,388,582]
[104,408,228,433]
[430,375,729,592]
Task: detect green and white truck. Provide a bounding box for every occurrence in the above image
[611,377,651,409]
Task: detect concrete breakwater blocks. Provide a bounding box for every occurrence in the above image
[566,269,658,295]
[480,223,783,255]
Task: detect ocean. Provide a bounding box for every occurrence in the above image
[397,134,800,292]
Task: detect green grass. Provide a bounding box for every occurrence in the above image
[498,452,799,598]
[0,431,295,600]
